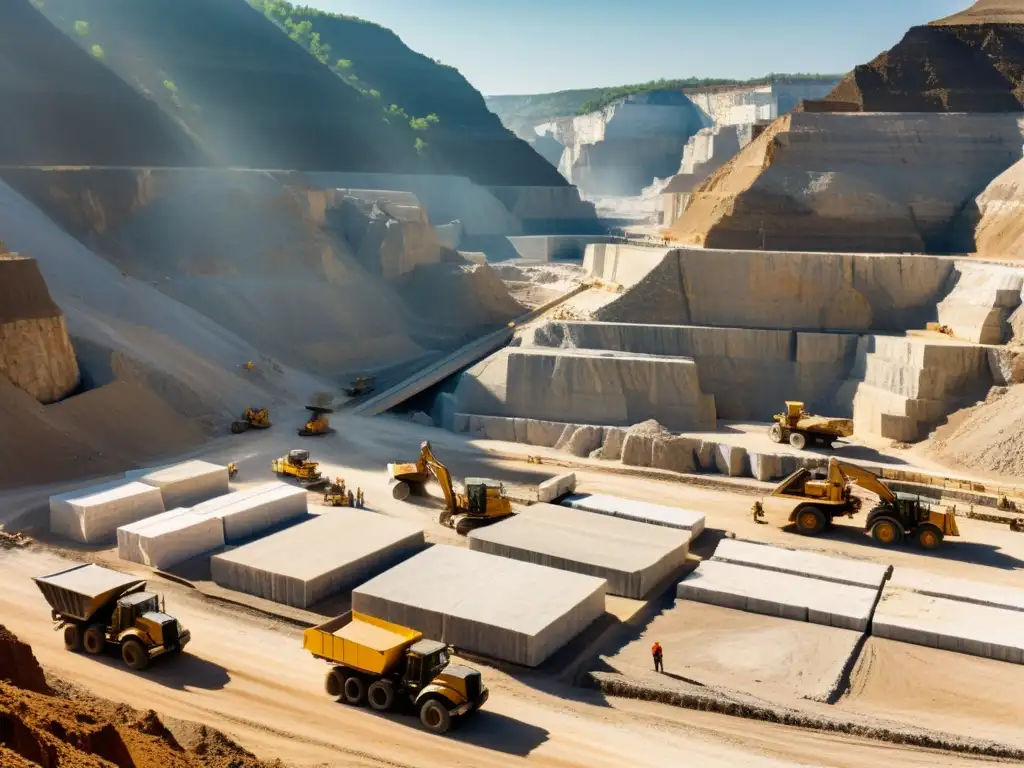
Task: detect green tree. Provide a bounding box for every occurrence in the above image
[90,44,105,60]
[415,137,428,156]
[335,59,352,70]
[163,80,178,92]
[74,20,89,36]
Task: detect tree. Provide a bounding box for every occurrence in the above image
[90,44,105,60]
[335,59,352,70]
[415,137,428,156]
[74,20,89,36]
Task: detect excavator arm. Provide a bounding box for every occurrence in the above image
[419,441,458,514]
[829,459,896,503]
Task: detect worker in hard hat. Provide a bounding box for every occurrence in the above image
[651,640,664,673]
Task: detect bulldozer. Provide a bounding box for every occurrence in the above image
[344,376,376,398]
[752,457,959,549]
[231,407,271,434]
[769,401,853,451]
[272,449,328,489]
[388,441,513,535]
[299,405,335,437]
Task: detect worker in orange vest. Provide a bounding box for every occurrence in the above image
[651,640,664,673]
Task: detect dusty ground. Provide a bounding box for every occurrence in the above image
[492,261,585,309]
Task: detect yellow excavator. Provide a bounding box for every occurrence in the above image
[272,449,328,489]
[231,407,271,434]
[388,441,513,535]
[753,457,960,549]
[299,405,335,437]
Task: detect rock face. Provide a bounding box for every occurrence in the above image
[825,12,1024,112]
[668,112,1024,253]
[662,126,741,226]
[960,157,1024,258]
[553,91,705,196]
[0,254,79,404]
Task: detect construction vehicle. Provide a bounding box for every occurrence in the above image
[303,611,488,735]
[769,401,853,450]
[323,478,364,508]
[299,405,335,437]
[231,407,271,434]
[752,457,960,549]
[388,441,513,535]
[33,563,191,671]
[344,376,376,398]
[227,462,238,479]
[272,449,328,489]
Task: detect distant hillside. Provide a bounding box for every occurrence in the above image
[0,0,202,166]
[247,1,566,185]
[488,75,843,139]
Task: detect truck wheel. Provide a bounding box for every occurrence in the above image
[788,432,807,450]
[419,699,452,735]
[769,424,784,444]
[795,506,827,536]
[121,639,150,671]
[325,668,346,699]
[368,680,395,712]
[916,523,943,550]
[343,675,367,706]
[64,624,82,652]
[83,625,105,655]
[870,517,903,546]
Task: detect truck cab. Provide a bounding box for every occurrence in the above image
[113,591,188,659]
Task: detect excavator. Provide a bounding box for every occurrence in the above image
[388,441,513,535]
[231,407,271,434]
[299,405,335,437]
[752,457,960,549]
[272,449,328,489]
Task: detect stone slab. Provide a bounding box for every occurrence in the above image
[561,493,706,538]
[677,560,878,631]
[50,481,165,544]
[117,508,225,570]
[126,460,230,509]
[211,510,425,609]
[353,545,607,667]
[191,482,307,543]
[712,539,891,589]
[873,585,1024,664]
[887,568,1024,613]
[469,503,690,598]
[537,472,577,502]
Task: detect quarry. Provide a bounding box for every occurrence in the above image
[6,1,1024,767]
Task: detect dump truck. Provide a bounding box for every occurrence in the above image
[769,401,853,450]
[271,449,328,488]
[753,457,960,548]
[388,441,513,535]
[303,611,488,734]
[33,563,191,670]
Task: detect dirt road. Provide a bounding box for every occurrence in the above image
[0,548,1002,768]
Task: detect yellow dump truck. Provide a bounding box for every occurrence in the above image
[303,611,488,734]
[34,563,191,670]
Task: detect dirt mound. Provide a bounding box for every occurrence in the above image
[0,625,276,768]
[824,22,1024,112]
[933,0,1024,25]
[0,0,201,167]
[0,625,49,695]
[924,384,1024,478]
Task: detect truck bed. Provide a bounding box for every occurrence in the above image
[33,563,145,622]
[303,611,421,675]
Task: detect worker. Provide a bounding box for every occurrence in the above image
[651,641,664,673]
[348,490,355,507]
[356,488,364,508]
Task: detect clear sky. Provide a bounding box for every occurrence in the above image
[308,0,968,95]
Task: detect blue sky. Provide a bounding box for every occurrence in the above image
[309,0,968,95]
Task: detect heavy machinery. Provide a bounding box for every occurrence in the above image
[388,441,513,535]
[231,407,271,434]
[323,478,364,508]
[344,376,376,398]
[303,611,488,735]
[34,563,191,671]
[769,401,853,450]
[752,458,960,549]
[272,449,328,489]
[299,405,335,437]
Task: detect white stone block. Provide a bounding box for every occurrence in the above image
[191,482,307,543]
[887,568,1024,613]
[127,460,230,509]
[561,492,706,538]
[712,539,891,589]
[538,472,576,502]
[117,508,225,569]
[50,481,165,544]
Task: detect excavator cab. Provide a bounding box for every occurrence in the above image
[465,479,502,516]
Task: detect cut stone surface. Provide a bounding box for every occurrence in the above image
[712,539,891,589]
[211,510,425,609]
[469,503,690,598]
[873,586,1024,664]
[126,460,230,509]
[537,472,577,502]
[352,544,607,667]
[117,508,224,569]
[561,493,706,538]
[677,560,878,631]
[50,481,165,544]
[191,482,307,543]
[887,568,1024,613]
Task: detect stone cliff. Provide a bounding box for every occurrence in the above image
[667,112,1024,252]
[0,253,80,404]
[958,157,1024,258]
